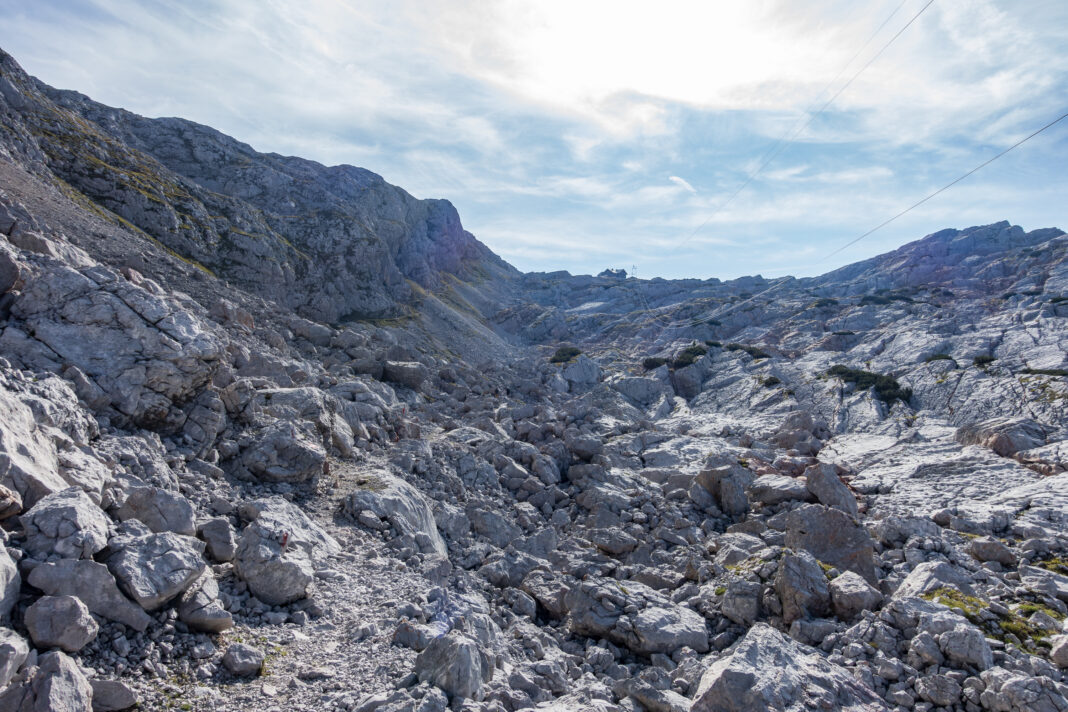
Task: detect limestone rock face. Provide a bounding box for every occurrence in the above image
[343,473,446,555]
[0,390,68,507]
[27,559,153,631]
[104,526,207,610]
[21,487,109,559]
[414,632,493,700]
[775,550,831,624]
[691,624,888,711]
[112,485,196,535]
[0,650,94,712]
[234,497,339,605]
[956,417,1051,456]
[24,595,98,652]
[784,504,876,584]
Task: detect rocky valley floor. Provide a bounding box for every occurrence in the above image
[1,46,1068,712]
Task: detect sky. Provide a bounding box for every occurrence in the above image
[1,0,1066,279]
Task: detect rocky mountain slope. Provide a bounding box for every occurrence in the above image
[1,47,1068,712]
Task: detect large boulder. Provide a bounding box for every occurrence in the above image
[112,486,196,535]
[784,504,876,584]
[21,487,109,560]
[803,463,858,517]
[747,475,812,507]
[414,632,493,700]
[234,497,340,605]
[955,417,1051,457]
[696,465,753,517]
[27,559,153,631]
[382,361,429,390]
[893,561,976,599]
[0,628,29,687]
[0,390,67,507]
[691,624,889,711]
[775,550,831,624]
[24,595,98,652]
[343,472,446,555]
[562,355,601,391]
[829,571,883,621]
[0,546,17,622]
[238,420,326,483]
[103,525,207,610]
[0,650,93,712]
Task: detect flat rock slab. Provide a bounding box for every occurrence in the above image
[104,529,206,611]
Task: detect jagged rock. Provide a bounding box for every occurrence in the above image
[112,485,196,535]
[804,463,858,517]
[1051,636,1068,668]
[626,605,710,655]
[697,465,753,517]
[89,679,138,711]
[691,624,888,711]
[979,666,1068,711]
[24,595,98,652]
[0,628,29,687]
[747,475,812,506]
[343,473,445,555]
[223,643,265,677]
[0,389,70,507]
[0,483,21,520]
[197,517,237,562]
[775,550,831,624]
[870,515,941,548]
[562,355,600,390]
[710,532,764,566]
[21,487,108,559]
[894,561,976,598]
[784,504,876,584]
[590,528,638,555]
[176,570,233,632]
[414,632,492,700]
[234,497,340,605]
[104,525,207,610]
[967,536,1016,566]
[721,579,762,627]
[671,363,705,399]
[916,674,962,707]
[612,377,669,406]
[956,417,1051,456]
[0,546,17,622]
[829,571,883,620]
[1018,566,1068,603]
[27,559,152,631]
[0,650,93,712]
[382,361,428,390]
[938,621,993,670]
[238,420,326,483]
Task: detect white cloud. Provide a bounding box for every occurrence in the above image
[668,176,697,193]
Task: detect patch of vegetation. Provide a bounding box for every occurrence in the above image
[673,343,708,368]
[1015,601,1066,621]
[973,355,996,368]
[642,357,669,371]
[832,330,855,336]
[550,346,582,363]
[1022,289,1043,296]
[704,318,722,326]
[760,375,782,388]
[922,587,987,624]
[1051,296,1068,304]
[714,586,726,596]
[726,343,770,360]
[1020,368,1068,377]
[1035,557,1068,576]
[355,475,388,492]
[1001,292,1017,300]
[705,340,722,348]
[925,353,956,365]
[826,364,912,405]
[812,298,839,308]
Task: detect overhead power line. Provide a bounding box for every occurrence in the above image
[645,108,1068,331]
[673,0,934,253]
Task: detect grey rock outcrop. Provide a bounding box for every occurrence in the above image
[691,624,888,711]
[414,632,492,700]
[24,595,98,652]
[21,487,108,559]
[829,571,883,620]
[343,473,445,555]
[26,559,152,631]
[112,486,196,535]
[0,650,93,712]
[784,504,876,584]
[775,550,831,624]
[103,526,207,610]
[0,628,29,687]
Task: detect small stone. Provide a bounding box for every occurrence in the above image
[223,643,265,676]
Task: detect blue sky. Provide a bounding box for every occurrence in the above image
[1,0,1066,279]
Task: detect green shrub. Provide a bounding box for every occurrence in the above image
[673,343,708,368]
[973,355,996,368]
[642,357,668,371]
[826,364,912,405]
[1001,292,1016,299]
[726,343,770,360]
[761,375,781,388]
[812,298,838,308]
[704,340,722,348]
[832,330,855,336]
[550,346,581,363]
[925,353,956,365]
[704,318,722,326]
[1051,296,1068,304]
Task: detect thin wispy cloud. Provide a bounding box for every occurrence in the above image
[0,0,1064,279]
